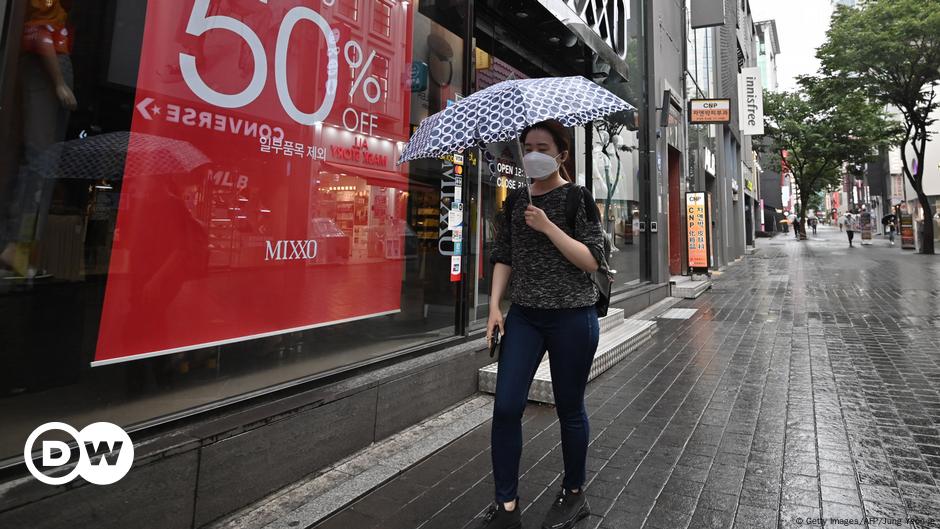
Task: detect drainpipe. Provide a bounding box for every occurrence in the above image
[642,0,657,283]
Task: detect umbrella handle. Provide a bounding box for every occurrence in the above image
[510,137,532,204]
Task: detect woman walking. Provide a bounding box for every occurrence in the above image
[478,119,605,529]
[845,211,856,247]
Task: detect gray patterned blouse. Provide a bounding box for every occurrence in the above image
[490,183,605,309]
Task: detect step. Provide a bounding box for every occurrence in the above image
[629,297,682,321]
[669,276,711,299]
[599,307,626,334]
[478,318,656,405]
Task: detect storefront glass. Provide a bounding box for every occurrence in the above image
[589,0,647,289]
[469,0,651,312]
[0,0,461,463]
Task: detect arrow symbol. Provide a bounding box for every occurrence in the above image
[136,97,155,120]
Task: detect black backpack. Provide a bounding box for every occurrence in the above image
[505,184,615,316]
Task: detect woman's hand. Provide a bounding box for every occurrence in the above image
[56,83,77,111]
[524,205,553,234]
[486,306,504,348]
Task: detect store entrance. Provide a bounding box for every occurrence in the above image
[668,146,682,276]
[466,3,589,329]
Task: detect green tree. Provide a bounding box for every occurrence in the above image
[817,0,940,253]
[762,80,897,239]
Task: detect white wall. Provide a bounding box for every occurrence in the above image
[890,108,940,198]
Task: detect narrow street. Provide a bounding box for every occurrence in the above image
[315,226,940,529]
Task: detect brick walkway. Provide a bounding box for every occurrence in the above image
[313,226,940,529]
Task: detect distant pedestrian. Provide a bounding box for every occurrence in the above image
[882,214,897,244]
[845,212,856,247]
[788,213,799,239]
[809,217,818,235]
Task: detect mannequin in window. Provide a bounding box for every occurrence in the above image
[1,0,76,278]
[426,33,455,114]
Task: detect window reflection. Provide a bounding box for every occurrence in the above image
[0,1,458,463]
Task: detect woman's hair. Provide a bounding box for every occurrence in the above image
[520,119,573,182]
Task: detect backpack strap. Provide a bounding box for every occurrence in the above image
[565,184,600,232]
[505,186,525,224]
[503,186,525,246]
[565,185,581,232]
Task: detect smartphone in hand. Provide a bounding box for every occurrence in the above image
[489,329,501,358]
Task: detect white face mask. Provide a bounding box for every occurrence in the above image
[522,151,562,181]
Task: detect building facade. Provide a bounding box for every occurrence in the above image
[754,19,784,232]
[0,1,779,525]
[0,1,703,527]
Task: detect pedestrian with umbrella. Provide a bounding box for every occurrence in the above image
[399,76,629,529]
[845,211,857,247]
[882,213,897,245]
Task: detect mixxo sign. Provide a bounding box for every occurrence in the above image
[539,0,630,77]
[24,422,134,486]
[560,0,629,61]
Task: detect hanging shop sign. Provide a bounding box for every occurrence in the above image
[738,67,764,136]
[689,99,731,124]
[536,0,630,79]
[686,192,710,271]
[93,1,414,366]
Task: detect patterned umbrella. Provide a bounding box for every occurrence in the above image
[398,76,634,164]
[31,131,211,181]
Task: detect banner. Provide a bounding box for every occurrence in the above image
[738,67,764,136]
[686,192,709,270]
[94,0,414,365]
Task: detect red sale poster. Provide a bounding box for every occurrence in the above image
[93,0,413,365]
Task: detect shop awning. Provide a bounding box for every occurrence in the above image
[321,161,409,190]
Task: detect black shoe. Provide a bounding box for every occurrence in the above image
[476,499,521,529]
[542,489,590,529]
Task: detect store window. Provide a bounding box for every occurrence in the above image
[0,0,460,463]
[589,0,648,290]
[592,122,643,288]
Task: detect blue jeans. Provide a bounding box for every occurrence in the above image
[491,304,600,502]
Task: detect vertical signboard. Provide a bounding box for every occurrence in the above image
[448,154,464,282]
[759,198,765,231]
[901,213,916,250]
[686,192,709,271]
[860,211,873,243]
[94,1,414,365]
[738,67,764,136]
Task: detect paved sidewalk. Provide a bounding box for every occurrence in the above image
[313,226,940,529]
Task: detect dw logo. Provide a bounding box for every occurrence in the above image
[24,422,134,486]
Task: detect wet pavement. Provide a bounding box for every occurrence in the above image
[313,226,940,529]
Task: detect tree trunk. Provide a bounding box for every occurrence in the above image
[798,198,809,241]
[904,125,935,254]
[917,191,935,254]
